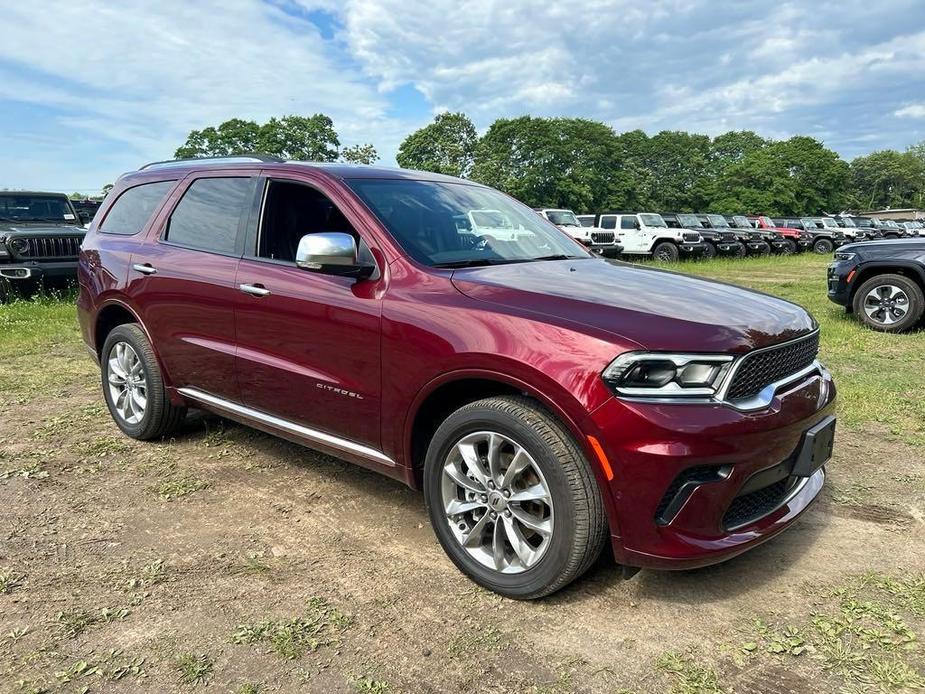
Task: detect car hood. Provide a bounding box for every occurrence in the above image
[451,259,815,353]
[0,222,86,236]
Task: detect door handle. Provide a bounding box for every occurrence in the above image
[239,283,271,297]
[132,263,157,275]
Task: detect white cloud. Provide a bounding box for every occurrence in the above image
[895,103,925,118]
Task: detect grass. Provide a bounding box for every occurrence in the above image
[656,651,727,694]
[639,253,925,444]
[232,597,351,659]
[0,567,23,594]
[151,476,209,501]
[175,652,213,685]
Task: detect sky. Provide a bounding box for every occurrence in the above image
[1,0,924,194]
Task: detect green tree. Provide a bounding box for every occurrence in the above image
[339,143,379,165]
[849,149,925,210]
[768,136,850,214]
[471,116,628,212]
[707,149,799,215]
[396,112,478,177]
[709,130,769,168]
[642,130,712,211]
[174,115,340,161]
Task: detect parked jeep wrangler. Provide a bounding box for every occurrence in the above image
[778,218,845,254]
[0,191,86,298]
[697,214,769,256]
[78,156,835,599]
[597,212,704,261]
[663,213,743,259]
[727,215,790,254]
[750,215,811,253]
[536,209,621,257]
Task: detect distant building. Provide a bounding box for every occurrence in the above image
[860,208,924,220]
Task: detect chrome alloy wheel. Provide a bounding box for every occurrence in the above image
[863,284,909,326]
[107,342,148,424]
[441,431,554,574]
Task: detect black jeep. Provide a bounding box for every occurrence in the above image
[662,213,744,259]
[727,215,791,254]
[0,192,86,298]
[698,213,770,256]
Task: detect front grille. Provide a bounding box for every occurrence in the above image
[726,332,819,401]
[720,231,738,242]
[23,236,82,259]
[682,232,700,243]
[723,478,792,529]
[591,231,615,244]
[654,465,728,525]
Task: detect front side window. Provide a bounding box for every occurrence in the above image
[165,177,252,254]
[620,216,637,230]
[346,179,588,267]
[100,180,175,235]
[0,194,76,223]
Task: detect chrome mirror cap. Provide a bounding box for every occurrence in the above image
[296,232,357,269]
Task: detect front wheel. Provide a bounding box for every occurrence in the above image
[652,242,679,262]
[813,238,834,254]
[851,274,924,333]
[783,239,797,254]
[702,242,717,260]
[424,396,607,599]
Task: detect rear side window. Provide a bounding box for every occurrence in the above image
[599,216,616,229]
[99,181,175,235]
[165,177,251,255]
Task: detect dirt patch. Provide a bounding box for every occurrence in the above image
[2,345,924,692]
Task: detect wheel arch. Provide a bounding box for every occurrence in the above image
[849,262,925,303]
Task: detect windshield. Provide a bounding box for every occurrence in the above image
[821,218,839,229]
[347,179,589,267]
[706,214,729,228]
[676,213,702,227]
[840,217,856,227]
[731,215,752,229]
[545,210,580,227]
[883,220,899,228]
[758,216,775,227]
[640,213,668,228]
[577,216,595,227]
[0,194,76,222]
[801,218,819,229]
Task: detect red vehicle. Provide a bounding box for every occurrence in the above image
[749,215,812,253]
[77,157,836,599]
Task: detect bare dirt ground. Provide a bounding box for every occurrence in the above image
[2,340,924,693]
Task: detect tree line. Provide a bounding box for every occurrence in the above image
[174,113,925,216]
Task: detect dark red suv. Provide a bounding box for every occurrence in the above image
[77,157,836,599]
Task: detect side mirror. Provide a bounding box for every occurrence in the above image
[634,219,641,229]
[295,232,375,279]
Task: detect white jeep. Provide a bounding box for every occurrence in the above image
[597,213,705,261]
[536,208,620,256]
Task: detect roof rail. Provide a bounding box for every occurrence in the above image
[139,153,285,170]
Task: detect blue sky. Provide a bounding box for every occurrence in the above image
[2,0,924,193]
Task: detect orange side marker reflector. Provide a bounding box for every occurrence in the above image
[846,269,856,284]
[587,435,614,481]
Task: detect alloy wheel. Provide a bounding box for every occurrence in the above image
[107,341,148,424]
[441,431,554,574]
[863,285,909,326]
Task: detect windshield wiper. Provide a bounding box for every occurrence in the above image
[532,254,583,261]
[433,258,508,268]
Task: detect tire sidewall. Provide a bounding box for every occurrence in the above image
[423,407,582,597]
[101,325,157,438]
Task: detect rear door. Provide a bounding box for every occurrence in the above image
[128,172,258,402]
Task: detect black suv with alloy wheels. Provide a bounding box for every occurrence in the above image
[828,239,925,332]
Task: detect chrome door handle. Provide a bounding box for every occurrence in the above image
[239,283,271,297]
[132,263,157,275]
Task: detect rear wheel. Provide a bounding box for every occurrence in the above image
[813,237,834,254]
[424,396,607,599]
[101,324,186,440]
[652,242,679,262]
[851,274,924,333]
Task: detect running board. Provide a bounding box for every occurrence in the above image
[177,387,395,467]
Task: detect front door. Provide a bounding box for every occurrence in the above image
[233,177,382,449]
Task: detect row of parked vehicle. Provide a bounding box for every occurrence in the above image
[535,208,922,261]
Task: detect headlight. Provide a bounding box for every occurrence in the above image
[9,238,29,255]
[834,251,856,261]
[602,352,734,398]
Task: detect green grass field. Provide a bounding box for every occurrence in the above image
[1,253,922,443]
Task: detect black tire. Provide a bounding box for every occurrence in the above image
[423,396,607,600]
[813,237,834,254]
[701,242,717,260]
[652,242,679,262]
[732,242,747,258]
[783,239,797,255]
[757,242,771,257]
[101,324,186,440]
[851,274,924,333]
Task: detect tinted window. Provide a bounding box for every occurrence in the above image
[620,216,636,230]
[0,194,75,223]
[166,178,251,254]
[100,181,175,235]
[599,216,616,229]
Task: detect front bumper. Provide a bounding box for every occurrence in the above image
[744,240,771,255]
[826,260,857,306]
[680,242,706,256]
[716,242,742,256]
[586,364,836,570]
[0,260,78,281]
